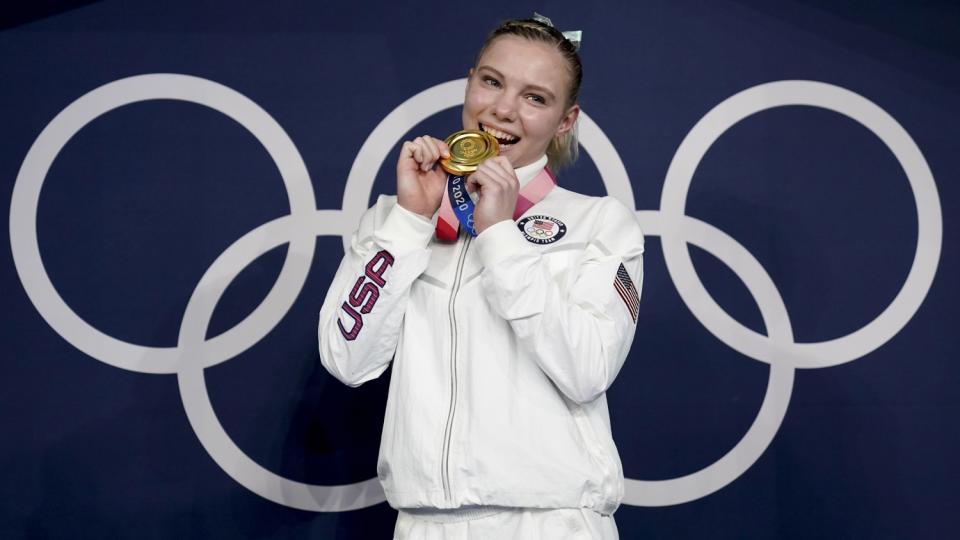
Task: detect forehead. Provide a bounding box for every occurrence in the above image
[477,35,571,93]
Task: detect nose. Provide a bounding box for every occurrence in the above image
[492,93,517,122]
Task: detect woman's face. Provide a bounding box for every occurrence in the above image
[463,35,579,169]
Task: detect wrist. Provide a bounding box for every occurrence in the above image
[397,199,437,220]
[375,203,435,250]
[476,216,511,235]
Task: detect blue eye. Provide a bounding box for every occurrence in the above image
[482,76,501,87]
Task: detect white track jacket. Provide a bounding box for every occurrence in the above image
[318,158,645,516]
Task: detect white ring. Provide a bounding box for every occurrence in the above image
[175,209,388,511]
[9,73,317,374]
[659,80,942,369]
[624,211,795,506]
[11,76,940,511]
[8,74,383,511]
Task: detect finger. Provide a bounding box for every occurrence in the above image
[475,160,512,188]
[437,138,451,159]
[418,135,447,157]
[486,157,518,184]
[465,172,481,193]
[470,169,506,196]
[401,141,423,171]
[413,137,432,168]
[477,157,507,178]
[422,137,441,169]
[415,137,441,171]
[401,141,415,159]
[466,171,492,195]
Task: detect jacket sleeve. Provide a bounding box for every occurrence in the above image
[475,197,645,404]
[318,196,434,387]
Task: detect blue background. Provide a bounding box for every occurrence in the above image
[2,1,958,538]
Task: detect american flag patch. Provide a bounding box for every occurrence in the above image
[532,219,554,232]
[614,263,640,322]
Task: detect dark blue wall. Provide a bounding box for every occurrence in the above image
[2,1,958,538]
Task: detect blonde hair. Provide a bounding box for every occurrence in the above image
[474,18,583,171]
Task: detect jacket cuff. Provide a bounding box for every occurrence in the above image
[374,203,435,250]
[476,219,534,267]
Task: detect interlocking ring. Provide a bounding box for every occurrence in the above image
[10,76,941,511]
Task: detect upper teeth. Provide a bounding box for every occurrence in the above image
[482,124,519,143]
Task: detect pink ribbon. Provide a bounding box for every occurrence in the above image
[435,168,557,242]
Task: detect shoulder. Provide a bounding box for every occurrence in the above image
[596,196,645,257]
[547,187,644,256]
[599,196,643,234]
[549,187,643,231]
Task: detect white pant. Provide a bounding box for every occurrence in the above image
[393,507,619,540]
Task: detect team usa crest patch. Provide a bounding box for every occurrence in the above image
[518,215,566,244]
[614,263,640,323]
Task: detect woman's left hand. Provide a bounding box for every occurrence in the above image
[468,156,519,234]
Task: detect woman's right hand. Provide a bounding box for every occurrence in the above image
[396,136,450,219]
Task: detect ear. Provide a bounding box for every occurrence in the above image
[556,104,580,136]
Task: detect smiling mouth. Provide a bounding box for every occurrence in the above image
[479,123,520,149]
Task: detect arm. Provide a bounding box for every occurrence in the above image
[319,135,449,386]
[318,197,434,387]
[475,198,645,403]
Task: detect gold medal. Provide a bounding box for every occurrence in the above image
[440,130,500,175]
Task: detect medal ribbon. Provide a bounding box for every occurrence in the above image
[435,167,557,242]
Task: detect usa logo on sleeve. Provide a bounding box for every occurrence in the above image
[338,250,394,340]
[614,263,640,322]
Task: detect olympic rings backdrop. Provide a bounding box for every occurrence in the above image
[2,1,958,538]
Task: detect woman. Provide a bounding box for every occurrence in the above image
[319,15,644,539]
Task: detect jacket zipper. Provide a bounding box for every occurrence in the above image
[441,233,472,502]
